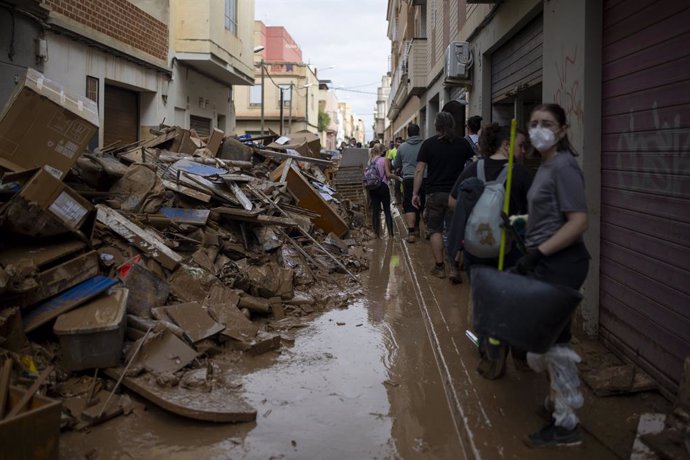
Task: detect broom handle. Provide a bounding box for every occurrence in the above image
[498,119,517,272]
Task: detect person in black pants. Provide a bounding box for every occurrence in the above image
[368,144,396,238]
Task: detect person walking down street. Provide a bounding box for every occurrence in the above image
[412,112,473,280]
[387,137,403,205]
[448,123,533,379]
[465,115,482,156]
[393,124,425,243]
[516,103,590,448]
[367,144,396,238]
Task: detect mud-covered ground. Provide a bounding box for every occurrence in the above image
[60,225,671,460]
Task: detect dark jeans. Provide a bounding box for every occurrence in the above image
[533,241,590,343]
[369,183,394,236]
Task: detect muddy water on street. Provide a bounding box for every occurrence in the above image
[60,240,461,459]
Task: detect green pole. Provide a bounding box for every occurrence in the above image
[497,118,517,272]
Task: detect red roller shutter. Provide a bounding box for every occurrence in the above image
[601,0,690,393]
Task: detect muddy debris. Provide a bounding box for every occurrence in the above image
[0,70,372,451]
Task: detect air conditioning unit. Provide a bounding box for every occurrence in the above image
[444,42,472,81]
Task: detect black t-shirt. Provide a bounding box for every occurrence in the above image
[417,135,473,194]
[451,158,533,215]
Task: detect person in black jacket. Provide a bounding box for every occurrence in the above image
[449,123,532,380]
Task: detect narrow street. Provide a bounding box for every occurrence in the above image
[60,212,638,459]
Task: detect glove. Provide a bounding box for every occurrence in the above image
[515,248,544,275]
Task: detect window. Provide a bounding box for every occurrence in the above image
[250,85,262,105]
[279,84,291,107]
[86,76,99,103]
[85,76,99,150]
[225,0,237,35]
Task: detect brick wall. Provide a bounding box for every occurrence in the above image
[46,0,168,61]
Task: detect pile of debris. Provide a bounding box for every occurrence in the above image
[0,69,372,457]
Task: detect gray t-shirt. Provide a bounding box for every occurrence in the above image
[525,152,587,249]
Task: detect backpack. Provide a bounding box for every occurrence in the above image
[464,159,509,258]
[363,158,383,190]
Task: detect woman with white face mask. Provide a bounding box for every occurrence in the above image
[516,103,590,449]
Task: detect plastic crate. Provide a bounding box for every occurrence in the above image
[53,286,128,371]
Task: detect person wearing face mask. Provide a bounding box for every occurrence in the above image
[517,103,590,448]
[448,123,533,378]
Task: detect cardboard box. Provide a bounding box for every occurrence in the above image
[1,167,94,237]
[0,68,99,180]
[267,131,321,158]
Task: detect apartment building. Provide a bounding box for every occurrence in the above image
[386,0,690,394]
[0,0,255,148]
[319,80,339,151]
[234,21,319,137]
[373,73,391,141]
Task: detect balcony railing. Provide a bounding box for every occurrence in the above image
[387,38,428,118]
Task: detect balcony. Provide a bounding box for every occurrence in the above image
[387,38,427,119]
[172,0,254,85]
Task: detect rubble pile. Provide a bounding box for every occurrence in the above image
[0,69,372,453]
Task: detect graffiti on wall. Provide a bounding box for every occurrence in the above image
[553,47,584,144]
[615,103,690,196]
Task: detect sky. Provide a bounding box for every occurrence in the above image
[254,0,390,141]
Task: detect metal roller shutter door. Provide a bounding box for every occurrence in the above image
[491,14,543,103]
[601,0,690,393]
[104,85,138,148]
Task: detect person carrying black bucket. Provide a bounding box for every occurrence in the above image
[515,103,590,447]
[469,104,589,448]
[448,123,532,379]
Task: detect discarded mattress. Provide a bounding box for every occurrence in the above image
[471,266,582,353]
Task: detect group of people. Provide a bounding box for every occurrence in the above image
[364,102,590,448]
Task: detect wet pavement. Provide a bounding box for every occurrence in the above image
[61,222,660,459]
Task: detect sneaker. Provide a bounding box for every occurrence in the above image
[524,421,582,448]
[448,266,462,284]
[430,264,446,279]
[406,233,416,243]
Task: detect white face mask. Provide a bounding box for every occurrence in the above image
[529,126,557,152]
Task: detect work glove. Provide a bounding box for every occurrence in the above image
[514,248,544,275]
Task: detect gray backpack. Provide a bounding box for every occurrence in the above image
[464,159,508,258]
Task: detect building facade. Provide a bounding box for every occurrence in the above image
[374,73,392,141]
[0,0,255,147]
[234,21,319,137]
[386,0,690,395]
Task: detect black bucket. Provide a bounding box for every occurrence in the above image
[471,266,583,353]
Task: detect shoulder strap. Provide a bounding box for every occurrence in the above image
[477,159,486,183]
[496,163,509,184]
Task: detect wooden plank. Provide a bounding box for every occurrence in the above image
[22,276,118,333]
[213,207,297,226]
[3,251,100,309]
[161,179,212,203]
[183,173,239,204]
[103,368,256,423]
[227,182,253,211]
[269,161,348,237]
[6,366,53,419]
[0,239,86,268]
[256,149,333,167]
[0,359,12,419]
[96,205,183,270]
